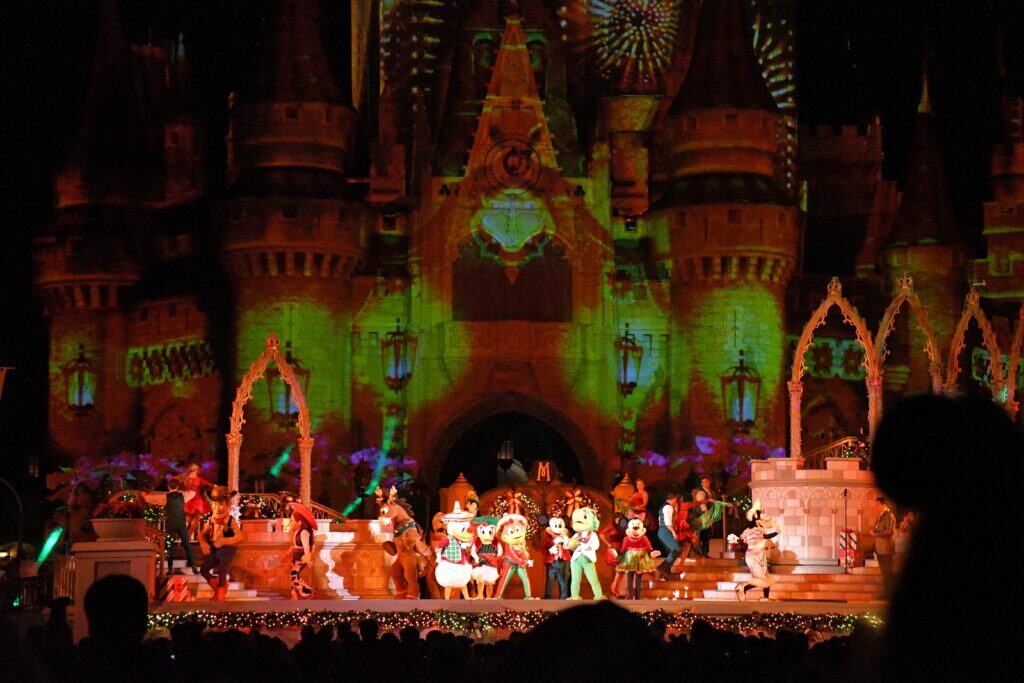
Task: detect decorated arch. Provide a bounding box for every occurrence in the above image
[945,287,1006,403]
[226,333,314,503]
[788,278,878,459]
[874,275,944,395]
[1005,304,1024,416]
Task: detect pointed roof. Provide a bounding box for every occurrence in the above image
[59,0,163,204]
[886,65,959,248]
[243,0,346,104]
[166,34,196,118]
[668,0,777,114]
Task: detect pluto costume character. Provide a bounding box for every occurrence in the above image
[566,507,604,600]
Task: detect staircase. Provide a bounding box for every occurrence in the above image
[646,557,883,602]
[166,559,276,601]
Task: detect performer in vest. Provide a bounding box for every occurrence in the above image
[873,496,897,595]
[198,486,244,601]
[142,477,196,574]
[657,490,682,576]
[736,499,780,602]
[289,502,318,599]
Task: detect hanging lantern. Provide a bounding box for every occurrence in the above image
[614,323,644,396]
[497,440,514,471]
[381,318,418,392]
[720,350,761,433]
[265,341,310,426]
[64,344,97,410]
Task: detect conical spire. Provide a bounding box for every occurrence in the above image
[669,0,777,114]
[166,33,195,117]
[58,0,163,206]
[886,56,958,247]
[244,0,346,104]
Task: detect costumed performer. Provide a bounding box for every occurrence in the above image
[182,462,214,535]
[141,477,196,574]
[470,517,501,599]
[434,502,475,599]
[288,502,317,599]
[736,499,780,601]
[376,486,438,599]
[541,516,571,599]
[600,513,628,598]
[495,513,535,599]
[612,517,661,599]
[566,506,604,600]
[197,486,244,601]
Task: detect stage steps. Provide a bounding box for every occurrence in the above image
[646,557,883,602]
[168,560,274,601]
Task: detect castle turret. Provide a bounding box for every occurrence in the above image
[221,0,368,490]
[36,0,153,458]
[880,59,965,393]
[971,39,1024,300]
[162,34,205,206]
[652,0,799,447]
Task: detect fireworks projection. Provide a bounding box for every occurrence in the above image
[750,0,798,196]
[559,1,684,94]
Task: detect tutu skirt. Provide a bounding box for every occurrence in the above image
[435,560,473,588]
[472,564,499,584]
[615,549,658,574]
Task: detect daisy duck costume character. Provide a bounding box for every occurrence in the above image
[612,517,661,599]
[471,516,501,599]
[495,513,535,598]
[736,499,781,601]
[434,502,476,599]
[566,507,604,599]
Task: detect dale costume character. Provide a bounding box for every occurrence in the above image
[613,517,661,599]
[471,517,501,599]
[541,516,571,599]
[495,513,535,599]
[736,499,781,601]
[434,502,476,599]
[197,486,244,601]
[566,507,604,600]
[288,502,317,599]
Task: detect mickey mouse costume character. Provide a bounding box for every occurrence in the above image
[736,499,780,601]
[541,516,571,599]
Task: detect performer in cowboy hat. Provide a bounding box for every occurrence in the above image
[736,499,781,601]
[197,486,244,601]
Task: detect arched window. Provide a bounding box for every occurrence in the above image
[527,39,547,98]
[64,344,96,410]
[472,37,497,100]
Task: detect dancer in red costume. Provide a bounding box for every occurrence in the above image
[182,463,213,536]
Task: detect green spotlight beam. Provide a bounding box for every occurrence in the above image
[342,413,399,516]
[37,527,64,564]
[269,445,294,478]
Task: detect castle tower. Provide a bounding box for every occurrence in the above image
[652,0,799,447]
[971,40,1024,300]
[162,34,205,206]
[880,61,965,393]
[35,0,160,458]
[221,0,368,490]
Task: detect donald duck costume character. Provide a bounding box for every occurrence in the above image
[434,502,476,599]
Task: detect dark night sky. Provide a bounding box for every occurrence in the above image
[0,0,1021,539]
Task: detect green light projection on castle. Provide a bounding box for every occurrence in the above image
[236,301,347,430]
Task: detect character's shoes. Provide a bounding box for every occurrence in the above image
[736,586,746,602]
[595,595,607,600]
[566,596,581,601]
[213,585,228,601]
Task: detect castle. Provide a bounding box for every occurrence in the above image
[36,0,1024,505]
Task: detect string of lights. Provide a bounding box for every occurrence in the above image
[149,607,882,638]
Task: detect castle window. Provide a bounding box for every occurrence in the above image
[283,105,299,120]
[472,37,497,99]
[728,209,742,224]
[687,116,697,131]
[68,239,83,257]
[724,114,738,128]
[138,309,148,322]
[168,131,180,146]
[167,303,177,317]
[527,39,547,98]
[283,204,299,219]
[64,344,96,410]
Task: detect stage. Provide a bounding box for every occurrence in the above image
[147,598,886,641]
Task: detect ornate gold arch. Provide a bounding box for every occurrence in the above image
[874,275,944,394]
[226,333,314,503]
[945,287,1006,404]
[788,278,879,459]
[1005,304,1024,416]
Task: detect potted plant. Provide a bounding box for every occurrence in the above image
[91,493,148,540]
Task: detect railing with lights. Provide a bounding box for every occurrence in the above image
[801,436,869,470]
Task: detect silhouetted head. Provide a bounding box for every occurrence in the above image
[83,574,148,648]
[872,394,1024,513]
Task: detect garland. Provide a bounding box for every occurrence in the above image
[488,492,542,540]
[148,608,882,639]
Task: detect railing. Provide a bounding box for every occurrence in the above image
[802,436,869,470]
[237,492,347,523]
[52,557,76,600]
[0,574,54,610]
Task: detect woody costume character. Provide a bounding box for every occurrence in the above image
[289,502,317,599]
[198,486,244,601]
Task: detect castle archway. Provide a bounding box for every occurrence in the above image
[426,392,599,494]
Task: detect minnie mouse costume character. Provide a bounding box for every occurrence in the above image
[613,517,661,599]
